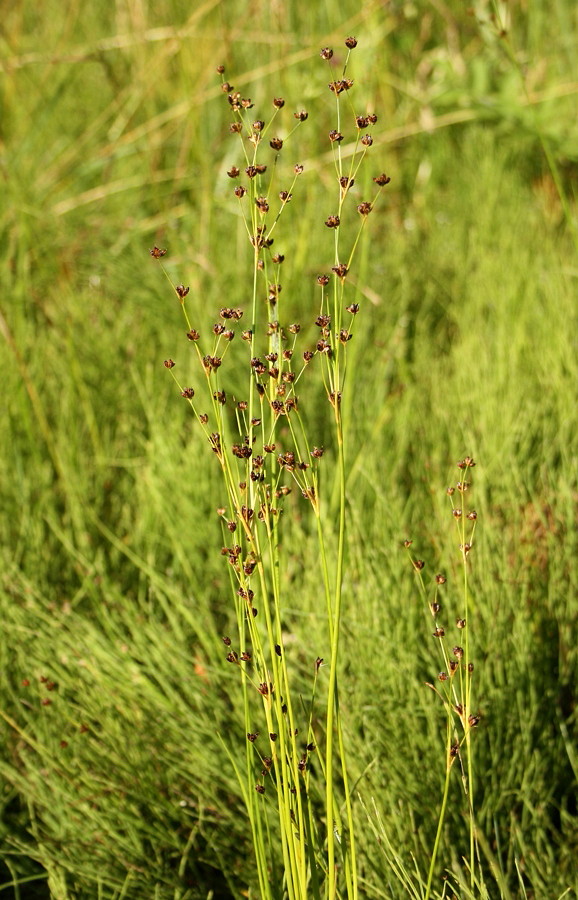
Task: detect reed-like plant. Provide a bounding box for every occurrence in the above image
[150,39,390,900]
[405,457,484,899]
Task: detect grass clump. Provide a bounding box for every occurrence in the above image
[0,1,577,898]
[151,40,391,900]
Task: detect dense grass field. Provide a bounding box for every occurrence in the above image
[1,1,577,898]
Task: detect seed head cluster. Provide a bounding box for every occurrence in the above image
[405,457,481,743]
[150,39,391,805]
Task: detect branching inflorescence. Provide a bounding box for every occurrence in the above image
[151,39,390,900]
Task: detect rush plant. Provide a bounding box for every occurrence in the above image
[150,39,390,900]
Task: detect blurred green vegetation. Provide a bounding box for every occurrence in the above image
[1,0,577,897]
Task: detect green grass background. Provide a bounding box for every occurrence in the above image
[1,0,577,897]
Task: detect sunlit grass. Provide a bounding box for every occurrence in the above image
[1,1,577,897]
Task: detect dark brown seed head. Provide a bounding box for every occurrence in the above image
[273,97,285,108]
[468,714,481,727]
[272,253,284,264]
[467,510,478,520]
[357,201,372,216]
[247,732,258,742]
[329,130,344,143]
[227,166,240,178]
[373,173,391,186]
[294,110,308,121]
[438,672,448,681]
[338,329,352,343]
[346,303,360,314]
[453,646,464,659]
[279,190,292,202]
[368,113,378,124]
[340,176,355,192]
[149,246,167,258]
[270,137,283,150]
[320,47,334,59]
[229,122,242,134]
[253,120,265,132]
[456,618,466,629]
[294,164,304,174]
[175,284,190,299]
[181,387,195,399]
[413,559,425,570]
[430,601,440,615]
[356,116,369,128]
[345,36,358,48]
[332,263,348,279]
[325,215,340,228]
[435,574,447,585]
[361,134,373,147]
[255,784,265,794]
[433,627,445,638]
[216,64,225,74]
[234,185,247,198]
[317,274,330,286]
[164,359,175,369]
